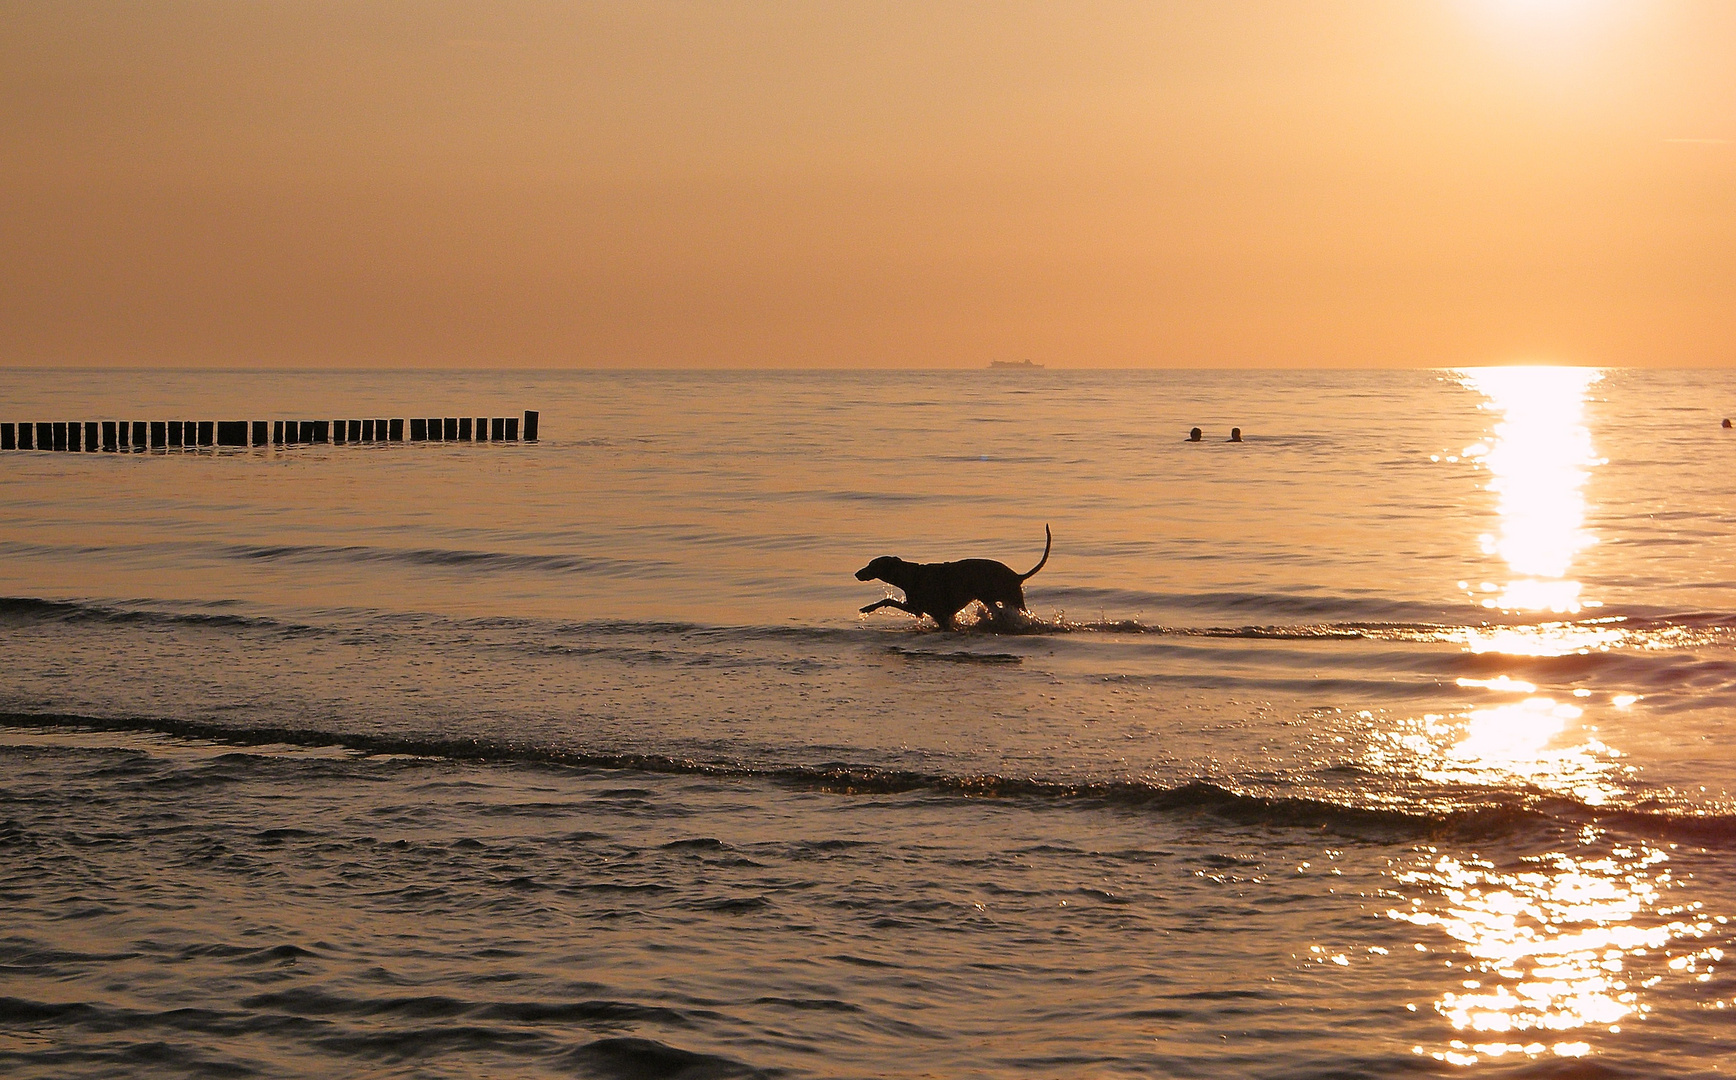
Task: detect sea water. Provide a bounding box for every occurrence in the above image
[1,367,1732,1078]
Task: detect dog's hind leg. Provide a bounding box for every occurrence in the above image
[932,604,967,631]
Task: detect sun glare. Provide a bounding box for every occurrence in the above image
[1470,0,1624,43]
[1458,367,1602,614]
[1393,844,1721,1067]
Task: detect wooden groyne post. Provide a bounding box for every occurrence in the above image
[5,411,542,452]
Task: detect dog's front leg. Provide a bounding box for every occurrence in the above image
[860,597,919,616]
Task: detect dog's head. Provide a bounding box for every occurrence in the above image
[855,556,904,582]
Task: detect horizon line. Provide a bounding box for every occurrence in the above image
[2,362,1718,374]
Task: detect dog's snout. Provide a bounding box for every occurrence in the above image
[855,565,875,581]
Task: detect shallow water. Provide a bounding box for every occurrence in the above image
[2,367,1733,1077]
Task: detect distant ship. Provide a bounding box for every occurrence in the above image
[988,359,1044,369]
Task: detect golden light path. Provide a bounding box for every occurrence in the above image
[1361,368,1720,1066]
[1459,366,1602,615]
[1389,847,1724,1067]
[1419,366,1622,809]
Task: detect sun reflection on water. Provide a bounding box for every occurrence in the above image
[1458,367,1603,615]
[1389,842,1725,1066]
[1356,368,1725,1067]
[1389,370,1637,801]
[1367,700,1625,808]
[1460,623,1627,657]
[1453,697,1577,770]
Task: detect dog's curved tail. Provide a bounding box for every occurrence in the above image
[1019,524,1052,582]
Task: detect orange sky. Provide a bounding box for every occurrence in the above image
[2,1,1732,368]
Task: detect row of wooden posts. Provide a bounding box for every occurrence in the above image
[0,411,539,451]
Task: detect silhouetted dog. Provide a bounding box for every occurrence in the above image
[856,526,1051,630]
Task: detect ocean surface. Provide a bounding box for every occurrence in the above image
[2,366,1733,1078]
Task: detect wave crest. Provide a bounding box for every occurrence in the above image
[6,711,1732,848]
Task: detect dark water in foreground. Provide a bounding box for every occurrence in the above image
[1,367,1733,1077]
